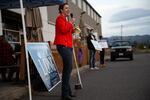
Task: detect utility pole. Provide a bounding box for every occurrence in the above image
[121,25,123,41]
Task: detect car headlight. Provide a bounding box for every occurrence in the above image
[127,48,132,51]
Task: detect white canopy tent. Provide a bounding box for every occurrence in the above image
[0,0,64,100]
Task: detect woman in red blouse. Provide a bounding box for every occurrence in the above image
[54,3,75,100]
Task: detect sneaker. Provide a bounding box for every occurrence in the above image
[90,67,94,70]
[94,67,99,70]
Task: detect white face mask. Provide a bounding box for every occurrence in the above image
[91,35,94,39]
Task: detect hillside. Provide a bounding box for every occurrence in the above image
[106,35,150,48]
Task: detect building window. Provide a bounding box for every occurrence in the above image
[93,12,95,21]
[87,5,90,16]
[91,9,93,19]
[1,10,22,48]
[96,15,98,23]
[83,1,86,12]
[94,13,97,21]
[78,0,82,9]
[71,0,76,5]
[97,15,100,23]
[98,17,101,23]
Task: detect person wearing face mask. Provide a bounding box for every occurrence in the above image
[86,29,99,70]
[54,3,76,100]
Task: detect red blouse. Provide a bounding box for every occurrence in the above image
[54,14,74,48]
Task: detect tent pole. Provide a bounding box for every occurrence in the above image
[19,0,32,100]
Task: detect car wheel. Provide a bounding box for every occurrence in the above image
[130,55,133,60]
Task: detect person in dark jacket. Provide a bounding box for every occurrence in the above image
[99,35,105,68]
[87,29,98,70]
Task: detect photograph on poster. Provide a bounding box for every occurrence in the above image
[27,42,61,92]
[3,29,20,43]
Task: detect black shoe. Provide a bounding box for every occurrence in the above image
[61,96,73,100]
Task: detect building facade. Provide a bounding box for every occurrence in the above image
[47,0,102,42]
[0,0,102,43]
[0,0,102,73]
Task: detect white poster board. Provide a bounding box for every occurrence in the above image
[98,40,108,48]
[27,42,61,92]
[91,40,102,51]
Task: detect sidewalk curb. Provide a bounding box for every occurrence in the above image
[0,65,89,100]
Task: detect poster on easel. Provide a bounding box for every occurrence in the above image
[91,40,102,51]
[27,42,61,92]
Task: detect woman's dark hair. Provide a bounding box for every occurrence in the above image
[58,3,68,13]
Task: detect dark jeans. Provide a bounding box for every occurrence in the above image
[89,49,96,68]
[100,49,105,64]
[57,45,73,97]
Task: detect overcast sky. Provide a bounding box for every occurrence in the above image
[87,0,150,37]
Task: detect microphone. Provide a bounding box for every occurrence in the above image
[70,13,73,18]
[70,13,81,35]
[70,13,75,26]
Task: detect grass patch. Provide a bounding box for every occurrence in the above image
[134,48,150,54]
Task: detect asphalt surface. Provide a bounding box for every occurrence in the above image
[21,53,150,100]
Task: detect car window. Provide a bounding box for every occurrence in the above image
[112,41,130,47]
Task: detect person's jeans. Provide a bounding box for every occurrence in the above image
[89,49,96,68]
[57,45,73,97]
